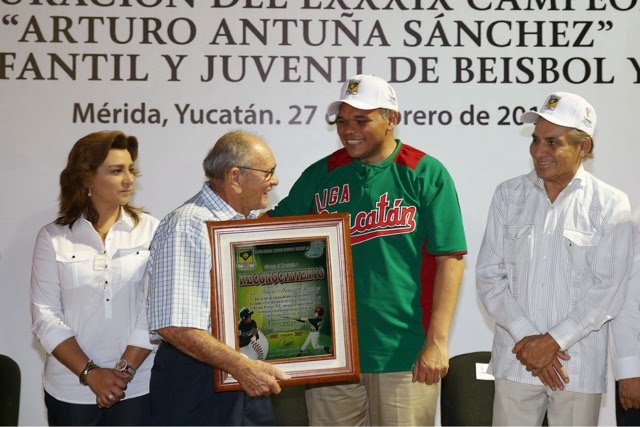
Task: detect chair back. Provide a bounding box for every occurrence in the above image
[441,351,494,426]
[0,354,21,426]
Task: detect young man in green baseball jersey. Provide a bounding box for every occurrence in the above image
[268,74,467,425]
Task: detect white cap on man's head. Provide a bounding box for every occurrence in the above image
[520,92,596,136]
[326,75,399,118]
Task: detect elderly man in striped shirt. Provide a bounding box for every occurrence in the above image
[476,92,632,426]
[147,131,289,426]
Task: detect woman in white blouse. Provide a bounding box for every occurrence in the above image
[30,130,159,425]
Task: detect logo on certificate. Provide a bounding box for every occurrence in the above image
[236,246,256,270]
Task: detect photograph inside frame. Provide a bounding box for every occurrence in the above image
[234,238,334,362]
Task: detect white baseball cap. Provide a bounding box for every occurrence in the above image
[520,92,597,136]
[326,75,399,118]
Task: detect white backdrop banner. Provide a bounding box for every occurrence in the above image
[1,1,639,424]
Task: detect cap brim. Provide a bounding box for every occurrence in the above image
[520,111,574,130]
[326,100,383,118]
[520,111,541,124]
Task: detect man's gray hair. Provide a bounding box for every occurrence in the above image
[203,131,258,181]
[568,128,594,161]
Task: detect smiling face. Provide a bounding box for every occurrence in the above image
[89,149,136,213]
[236,139,279,215]
[529,118,590,195]
[335,103,398,164]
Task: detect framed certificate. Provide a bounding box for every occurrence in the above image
[206,213,359,391]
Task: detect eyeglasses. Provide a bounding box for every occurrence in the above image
[238,166,276,181]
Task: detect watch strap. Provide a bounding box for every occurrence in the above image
[123,365,136,377]
[115,359,136,380]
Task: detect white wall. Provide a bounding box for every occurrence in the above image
[1,2,639,425]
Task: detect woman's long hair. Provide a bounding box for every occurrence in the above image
[55,130,143,228]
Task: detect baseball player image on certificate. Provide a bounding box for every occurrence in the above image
[238,307,269,360]
[296,306,331,357]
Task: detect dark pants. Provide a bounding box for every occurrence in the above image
[616,381,640,426]
[45,390,151,426]
[150,341,274,426]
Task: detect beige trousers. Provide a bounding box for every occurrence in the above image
[305,371,438,426]
[493,378,602,426]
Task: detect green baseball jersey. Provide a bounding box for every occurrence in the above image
[270,140,467,373]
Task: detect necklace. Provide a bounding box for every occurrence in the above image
[94,216,116,239]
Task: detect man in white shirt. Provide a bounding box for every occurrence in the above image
[611,211,640,425]
[476,92,633,426]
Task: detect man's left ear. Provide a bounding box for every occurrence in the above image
[229,167,243,194]
[580,137,592,157]
[388,111,399,129]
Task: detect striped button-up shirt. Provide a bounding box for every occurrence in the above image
[476,166,632,393]
[147,183,259,334]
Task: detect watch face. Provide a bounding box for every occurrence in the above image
[115,360,127,371]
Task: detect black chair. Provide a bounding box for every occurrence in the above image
[441,351,494,426]
[0,354,21,426]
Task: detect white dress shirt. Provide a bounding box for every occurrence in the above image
[476,167,632,393]
[611,210,640,380]
[31,210,159,404]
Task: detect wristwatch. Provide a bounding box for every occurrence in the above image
[114,359,136,380]
[79,360,99,385]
